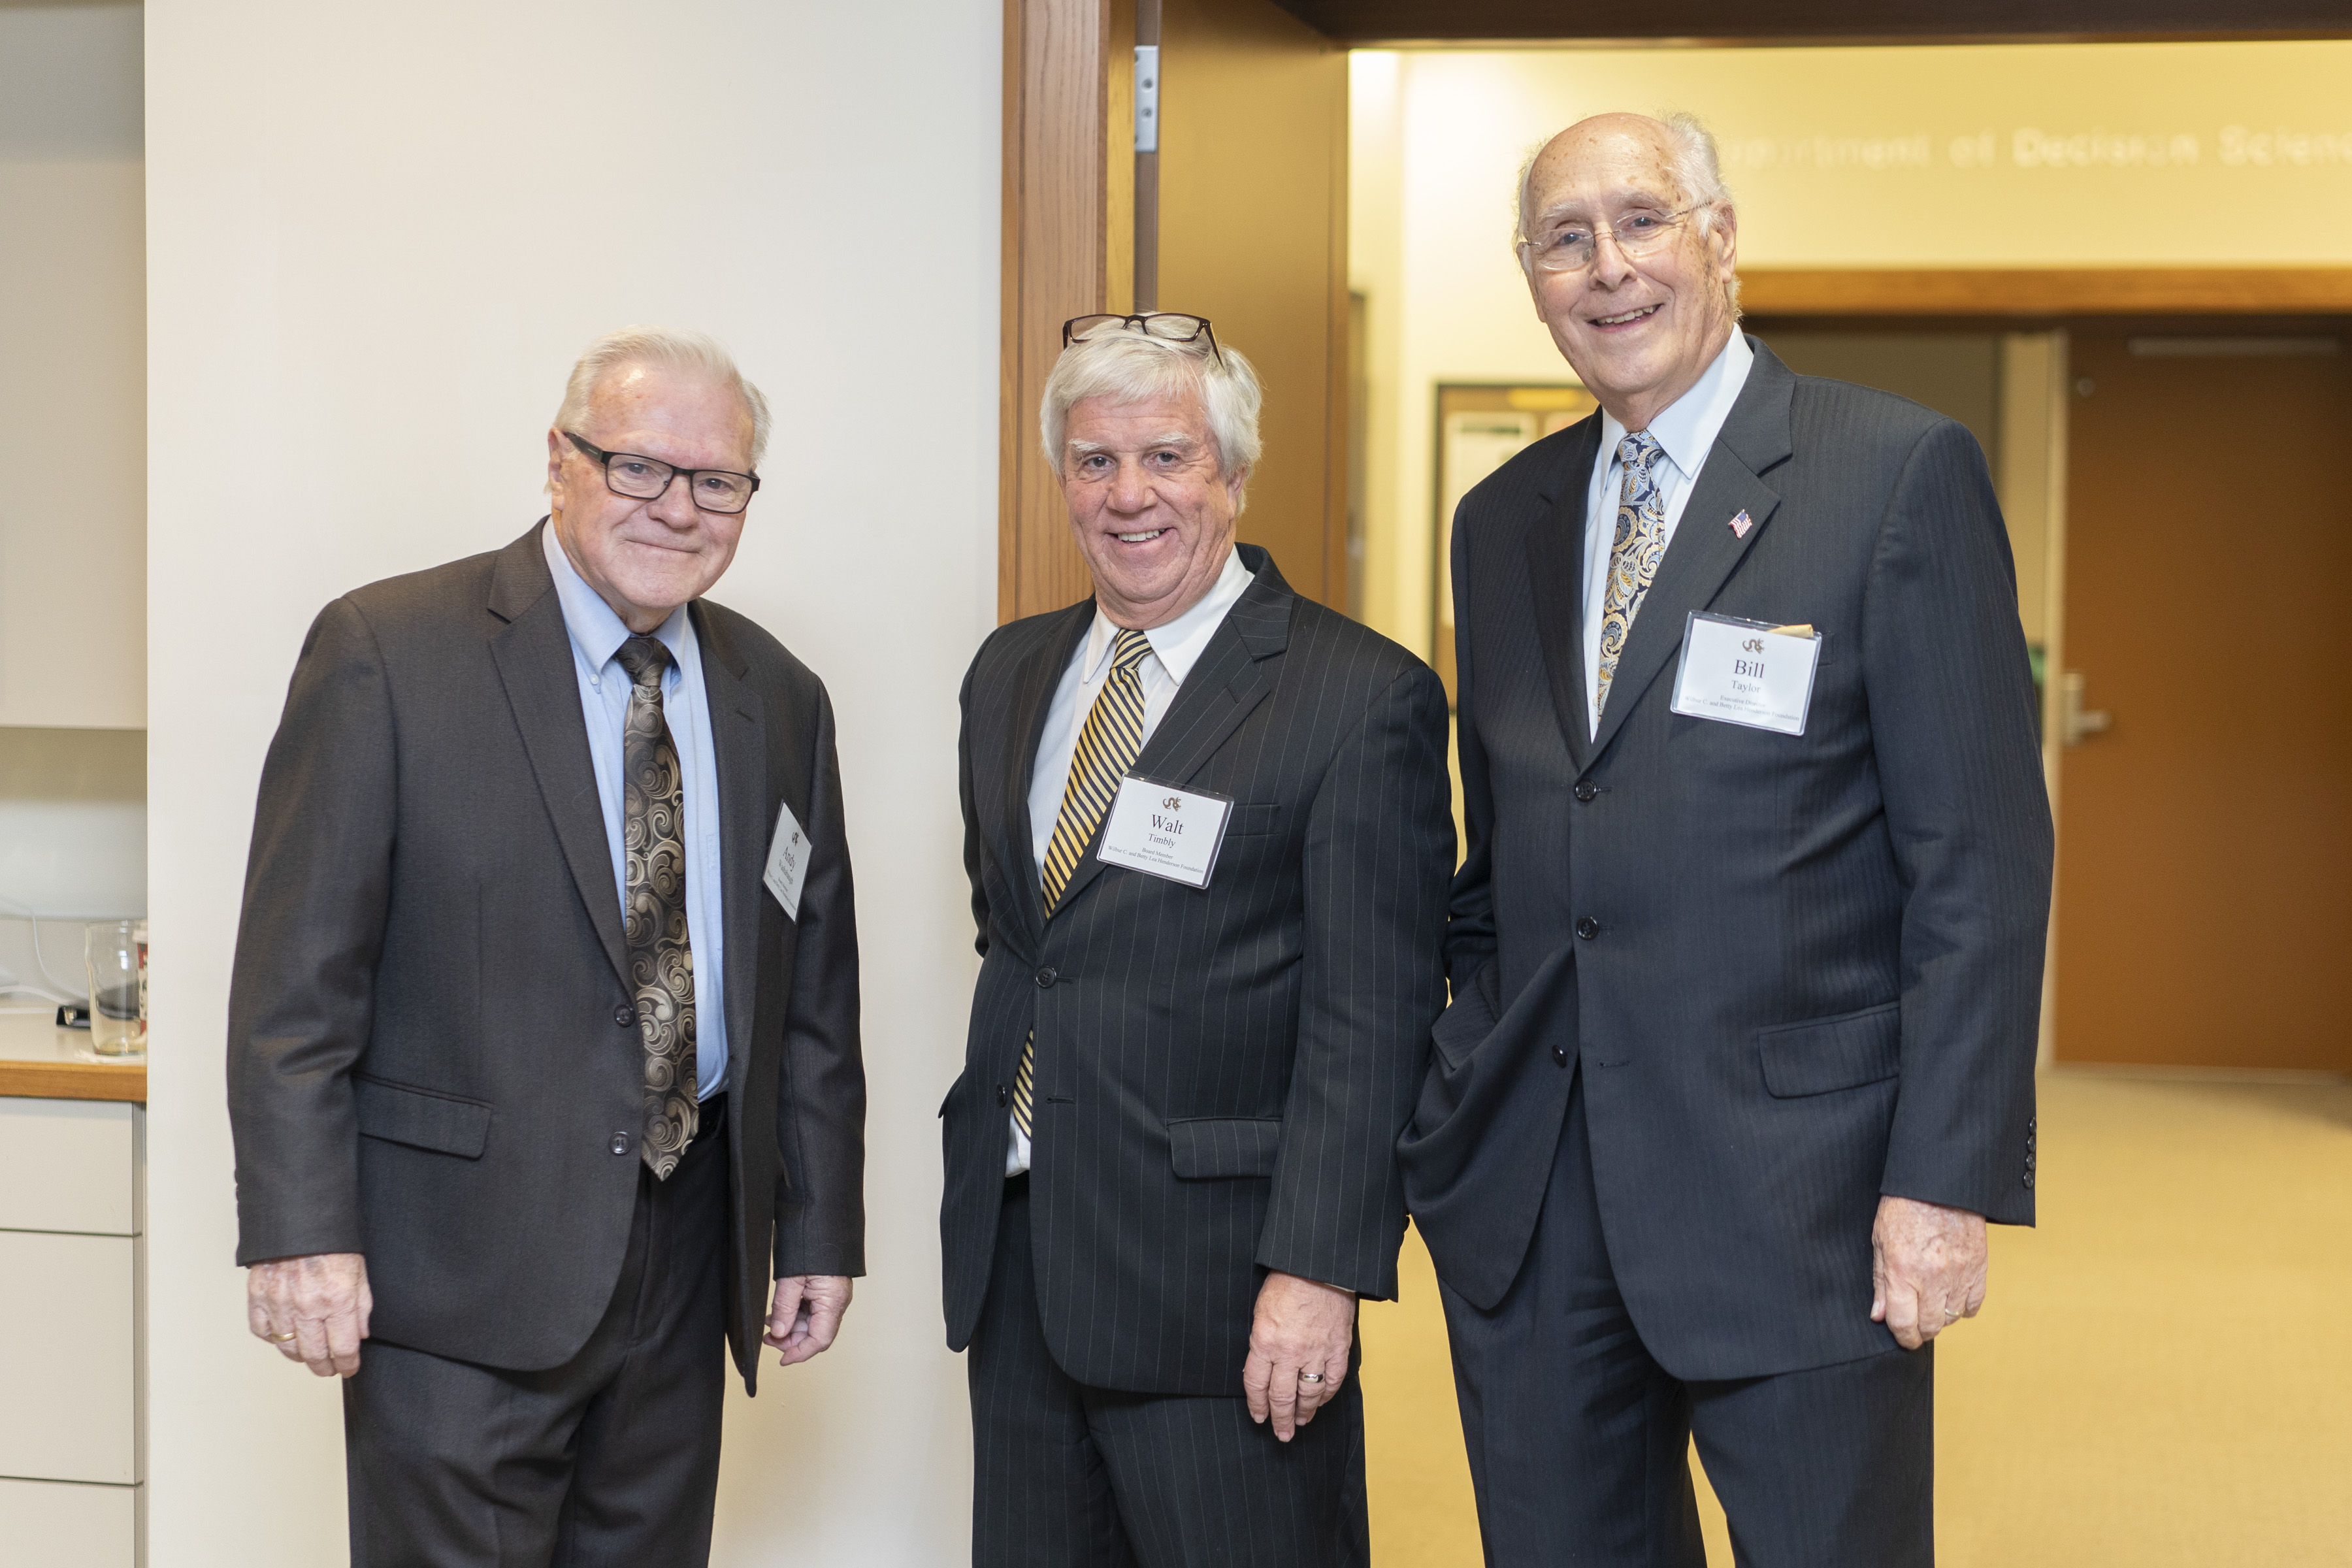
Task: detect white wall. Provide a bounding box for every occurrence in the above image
[144,3,997,1562]
[0,3,145,728]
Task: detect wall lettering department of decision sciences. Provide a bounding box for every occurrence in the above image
[1722,127,2352,174]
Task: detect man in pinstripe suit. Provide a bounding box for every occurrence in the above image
[1400,116,2052,1564]
[942,314,1453,1567]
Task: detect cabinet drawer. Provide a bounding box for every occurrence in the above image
[0,1099,138,1235]
[0,1230,137,1483]
[0,1476,137,1566]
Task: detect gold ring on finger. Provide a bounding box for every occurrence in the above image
[1298,1371,1325,1383]
[268,1330,298,1342]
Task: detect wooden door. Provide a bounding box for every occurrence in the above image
[2055,332,2352,1070]
[1153,0,1349,605]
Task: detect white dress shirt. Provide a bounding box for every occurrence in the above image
[542,524,728,1101]
[1007,546,1256,1175]
[1580,331,1755,736]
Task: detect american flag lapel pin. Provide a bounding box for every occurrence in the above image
[1728,510,1754,539]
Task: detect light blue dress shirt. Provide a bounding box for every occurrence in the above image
[542,523,727,1101]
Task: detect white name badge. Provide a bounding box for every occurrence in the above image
[1669,612,1823,736]
[763,800,811,919]
[1096,776,1235,889]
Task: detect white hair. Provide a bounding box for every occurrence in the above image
[553,325,772,469]
[1039,329,1264,510]
[1514,111,1740,317]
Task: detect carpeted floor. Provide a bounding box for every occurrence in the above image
[1357,1069,2352,1565]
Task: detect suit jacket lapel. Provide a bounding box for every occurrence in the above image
[1586,339,1797,763]
[1047,548,1292,917]
[691,604,768,1098]
[1002,604,1094,947]
[485,527,630,991]
[1524,419,1602,774]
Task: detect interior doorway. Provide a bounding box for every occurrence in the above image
[2054,331,2352,1072]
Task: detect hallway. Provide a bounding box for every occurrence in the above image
[1360,1070,2352,1565]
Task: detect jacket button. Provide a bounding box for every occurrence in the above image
[1573,781,1597,803]
[1575,916,1600,940]
[2023,1170,2034,1188]
[613,1004,634,1028]
[610,1132,631,1156]
[995,1083,1009,1107]
[1552,1045,1569,1066]
[1035,966,1058,988]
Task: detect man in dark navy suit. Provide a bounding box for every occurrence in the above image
[943,316,1452,1567]
[1401,114,2051,1566]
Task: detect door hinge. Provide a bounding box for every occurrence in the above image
[1134,45,1160,154]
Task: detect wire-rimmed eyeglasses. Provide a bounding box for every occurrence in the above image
[1062,312,1224,366]
[564,433,761,515]
[1516,206,1699,274]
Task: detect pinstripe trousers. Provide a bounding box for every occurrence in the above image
[1438,1075,1935,1568]
[968,1176,1369,1567]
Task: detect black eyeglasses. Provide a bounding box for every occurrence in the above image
[1062,312,1224,366]
[564,433,761,515]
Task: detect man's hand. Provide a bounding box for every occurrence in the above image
[764,1275,853,1365]
[247,1252,372,1378]
[1243,1271,1356,1442]
[1871,1195,1987,1350]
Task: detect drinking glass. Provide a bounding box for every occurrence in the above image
[85,921,147,1059]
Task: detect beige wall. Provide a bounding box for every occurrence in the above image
[144,2,998,1561]
[1350,41,2352,655]
[0,4,145,729]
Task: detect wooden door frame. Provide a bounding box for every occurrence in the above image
[1000,0,1131,624]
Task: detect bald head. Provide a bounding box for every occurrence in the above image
[1515,112,1740,432]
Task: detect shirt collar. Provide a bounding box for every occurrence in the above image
[1081,546,1254,687]
[541,520,692,675]
[1597,329,1754,483]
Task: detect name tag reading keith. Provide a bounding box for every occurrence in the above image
[1096,777,1235,889]
[763,800,811,920]
[1669,612,1823,736]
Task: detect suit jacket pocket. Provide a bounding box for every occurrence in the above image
[354,1075,493,1158]
[1226,803,1281,837]
[1168,1117,1282,1179]
[1756,1002,1901,1098]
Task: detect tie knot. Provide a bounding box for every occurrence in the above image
[615,635,670,688]
[1110,627,1152,673]
[1616,431,1664,471]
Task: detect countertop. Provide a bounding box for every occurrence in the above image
[0,1011,146,1101]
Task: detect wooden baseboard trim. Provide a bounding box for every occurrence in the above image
[1740,266,2352,317]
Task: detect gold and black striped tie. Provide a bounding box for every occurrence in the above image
[1014,627,1153,1139]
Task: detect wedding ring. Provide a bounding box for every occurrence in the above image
[1298,1371,1325,1383]
[268,1330,298,1342]
[1941,1306,1962,1320]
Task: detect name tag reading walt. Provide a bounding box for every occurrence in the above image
[1096,776,1235,889]
[1669,612,1823,736]
[763,800,811,920]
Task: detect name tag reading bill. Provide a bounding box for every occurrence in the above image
[1096,777,1235,889]
[763,800,811,919]
[1669,612,1823,736]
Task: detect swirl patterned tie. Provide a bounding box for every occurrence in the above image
[616,635,698,1179]
[1014,627,1153,1140]
[1594,431,1671,715]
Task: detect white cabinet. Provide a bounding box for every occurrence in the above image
[0,1097,140,1234]
[0,1098,142,1560]
[0,1477,137,1567]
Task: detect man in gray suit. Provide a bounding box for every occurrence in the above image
[229,327,865,1565]
[1401,115,2051,1565]
[943,314,1453,1566]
